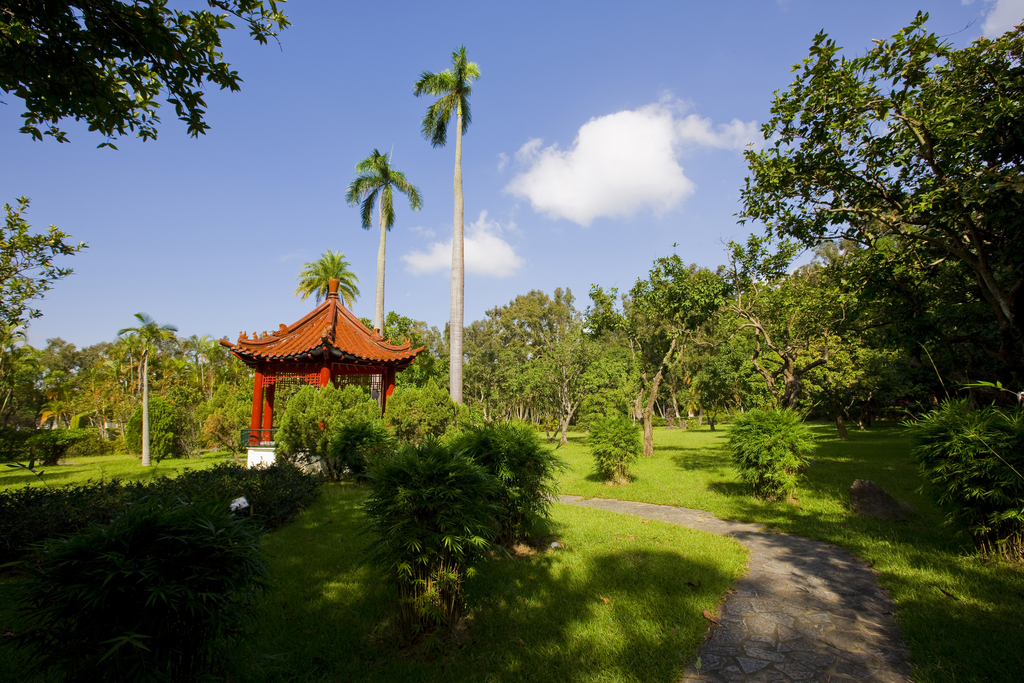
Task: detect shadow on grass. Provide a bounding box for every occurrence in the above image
[236,487,737,683]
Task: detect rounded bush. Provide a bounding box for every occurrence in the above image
[13,497,269,682]
[384,379,457,443]
[589,415,642,484]
[126,397,185,460]
[327,419,395,479]
[728,408,813,500]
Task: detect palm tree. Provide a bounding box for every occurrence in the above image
[345,149,422,332]
[414,46,480,404]
[118,313,177,467]
[294,250,360,307]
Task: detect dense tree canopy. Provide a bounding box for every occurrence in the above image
[741,14,1024,382]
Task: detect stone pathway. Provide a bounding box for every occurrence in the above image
[559,495,912,683]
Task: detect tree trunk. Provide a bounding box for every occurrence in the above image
[449,107,465,404]
[141,355,151,467]
[374,198,387,332]
[835,413,850,440]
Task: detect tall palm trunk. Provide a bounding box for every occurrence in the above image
[375,198,387,332]
[450,105,465,404]
[141,355,151,467]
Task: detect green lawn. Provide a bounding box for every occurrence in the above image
[223,484,747,683]
[555,423,1024,683]
[2,424,1022,682]
[0,451,236,490]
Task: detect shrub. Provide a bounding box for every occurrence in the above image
[728,408,813,500]
[26,428,92,466]
[910,400,1024,561]
[12,497,269,683]
[362,439,498,640]
[66,427,119,457]
[275,384,381,467]
[326,419,395,479]
[126,397,186,460]
[589,415,642,485]
[449,421,563,544]
[384,379,457,443]
[0,462,321,564]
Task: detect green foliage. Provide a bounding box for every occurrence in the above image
[66,427,119,457]
[1,0,290,144]
[199,379,253,459]
[12,497,269,682]
[449,421,563,544]
[693,354,740,430]
[275,385,381,466]
[0,198,85,327]
[126,396,185,460]
[740,15,1024,380]
[728,409,813,499]
[362,439,498,640]
[0,462,321,564]
[385,379,457,443]
[326,419,395,480]
[589,415,642,484]
[910,401,1024,561]
[25,427,91,466]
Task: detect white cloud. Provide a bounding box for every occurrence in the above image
[505,101,758,226]
[965,0,1024,37]
[402,211,523,277]
[408,225,435,238]
[982,0,1023,36]
[497,152,509,172]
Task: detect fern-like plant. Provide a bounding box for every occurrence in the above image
[728,408,813,500]
[449,421,563,544]
[362,439,498,640]
[589,415,642,485]
[12,497,268,682]
[910,400,1024,561]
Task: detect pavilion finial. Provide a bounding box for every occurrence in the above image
[327,279,339,299]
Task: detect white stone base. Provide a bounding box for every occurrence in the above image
[246,447,276,468]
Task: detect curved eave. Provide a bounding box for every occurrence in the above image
[224,342,425,369]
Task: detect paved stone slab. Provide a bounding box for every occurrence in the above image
[559,496,911,683]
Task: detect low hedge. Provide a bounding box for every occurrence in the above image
[0,462,322,564]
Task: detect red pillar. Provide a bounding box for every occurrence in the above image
[262,381,275,436]
[381,367,396,414]
[250,369,264,445]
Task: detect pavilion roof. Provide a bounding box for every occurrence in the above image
[220,282,424,368]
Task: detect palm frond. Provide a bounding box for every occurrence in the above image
[360,188,379,229]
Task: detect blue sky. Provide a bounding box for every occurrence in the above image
[3,0,1021,348]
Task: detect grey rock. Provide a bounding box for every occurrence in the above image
[849,479,907,520]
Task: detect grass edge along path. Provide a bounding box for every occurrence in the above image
[552,424,1024,683]
[229,483,748,683]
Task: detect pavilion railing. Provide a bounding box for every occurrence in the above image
[241,428,277,448]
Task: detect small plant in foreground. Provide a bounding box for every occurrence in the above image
[589,415,641,485]
[12,497,269,683]
[362,438,498,640]
[449,420,563,544]
[728,408,813,500]
[910,400,1024,561]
